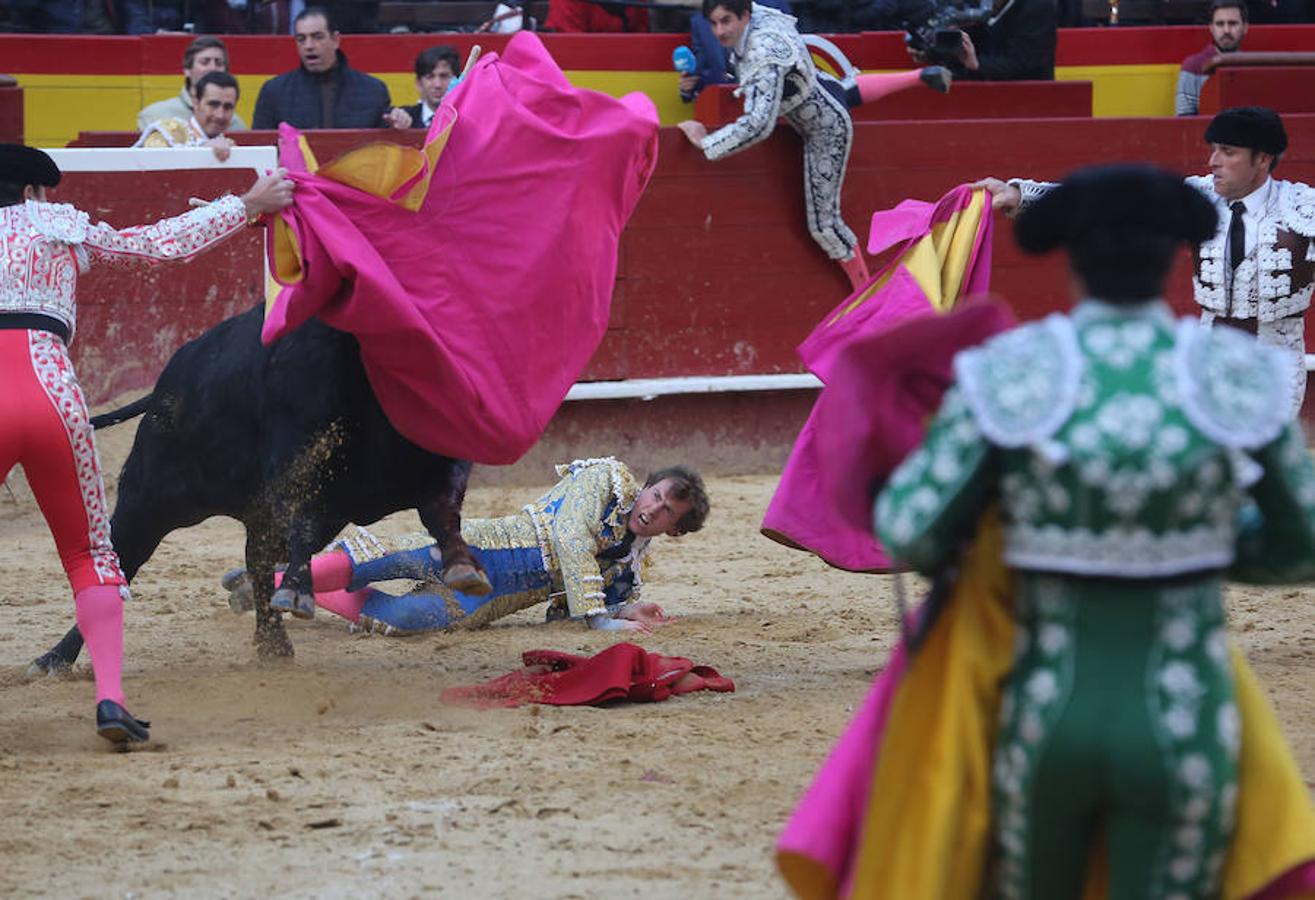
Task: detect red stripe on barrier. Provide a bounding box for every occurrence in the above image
[1056,23,1315,67]
[2,36,142,74]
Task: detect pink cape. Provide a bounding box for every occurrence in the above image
[761,185,997,571]
[262,32,658,465]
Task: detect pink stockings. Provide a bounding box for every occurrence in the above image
[273,550,368,622]
[832,70,942,291]
[74,585,125,704]
[854,70,926,105]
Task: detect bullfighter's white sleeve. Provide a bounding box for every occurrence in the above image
[81,194,248,268]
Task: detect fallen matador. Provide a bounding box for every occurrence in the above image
[224,458,709,634]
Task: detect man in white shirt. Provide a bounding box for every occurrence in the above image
[136,36,249,133]
[383,45,461,130]
[978,107,1315,415]
[135,71,242,162]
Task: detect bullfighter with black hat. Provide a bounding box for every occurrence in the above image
[977,106,1315,415]
[0,143,294,745]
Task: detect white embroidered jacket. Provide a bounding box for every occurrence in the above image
[1010,175,1315,323]
[701,3,819,162]
[1184,175,1315,322]
[0,195,247,342]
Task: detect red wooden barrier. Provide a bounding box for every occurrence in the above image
[0,76,22,144]
[51,116,1315,409]
[1198,66,1315,116]
[693,80,1093,128]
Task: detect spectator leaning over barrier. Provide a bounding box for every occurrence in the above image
[252,5,392,130]
[383,45,461,130]
[909,0,1056,81]
[137,36,248,133]
[1177,0,1248,116]
[676,0,951,292]
[135,71,243,161]
[679,0,792,102]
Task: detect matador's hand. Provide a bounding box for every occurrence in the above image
[615,602,675,630]
[971,177,1022,212]
[677,120,708,148]
[241,167,295,220]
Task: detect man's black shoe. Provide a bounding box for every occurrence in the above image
[96,700,151,745]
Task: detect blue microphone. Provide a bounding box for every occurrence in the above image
[672,45,697,75]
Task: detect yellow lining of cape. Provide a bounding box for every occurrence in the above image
[314,106,456,212]
[825,189,986,327]
[263,111,457,316]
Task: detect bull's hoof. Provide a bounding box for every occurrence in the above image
[254,624,295,661]
[221,568,254,614]
[443,563,492,597]
[270,586,316,620]
[96,700,151,745]
[25,650,74,680]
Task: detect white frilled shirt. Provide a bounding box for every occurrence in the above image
[0,195,247,343]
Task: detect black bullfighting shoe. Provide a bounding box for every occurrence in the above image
[96,700,151,745]
[221,568,254,613]
[920,66,952,94]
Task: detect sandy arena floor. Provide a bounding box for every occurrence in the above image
[1,418,1313,899]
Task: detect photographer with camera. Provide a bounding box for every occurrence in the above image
[907,0,1055,81]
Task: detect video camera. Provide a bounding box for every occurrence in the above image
[904,0,996,66]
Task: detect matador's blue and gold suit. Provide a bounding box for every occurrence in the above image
[336,457,653,632]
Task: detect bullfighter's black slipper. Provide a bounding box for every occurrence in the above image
[96,700,151,745]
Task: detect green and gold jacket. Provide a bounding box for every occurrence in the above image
[877,299,1315,582]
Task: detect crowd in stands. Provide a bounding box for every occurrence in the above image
[2,0,1310,36]
[131,9,465,139]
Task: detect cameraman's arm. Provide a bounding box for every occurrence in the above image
[964,0,1056,81]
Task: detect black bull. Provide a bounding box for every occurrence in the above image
[30,305,490,672]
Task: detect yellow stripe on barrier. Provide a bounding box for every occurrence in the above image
[12,63,1185,148]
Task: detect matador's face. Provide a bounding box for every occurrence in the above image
[707,6,751,50]
[628,478,692,538]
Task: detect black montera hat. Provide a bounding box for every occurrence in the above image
[1015,164,1217,255]
[1204,106,1287,156]
[1015,164,1219,302]
[0,144,61,188]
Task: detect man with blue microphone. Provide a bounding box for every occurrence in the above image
[675,0,951,291]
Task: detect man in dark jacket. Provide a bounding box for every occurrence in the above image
[910,0,1056,82]
[252,6,392,130]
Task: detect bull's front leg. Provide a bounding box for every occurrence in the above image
[26,625,86,678]
[246,528,293,661]
[419,458,490,596]
[271,509,347,621]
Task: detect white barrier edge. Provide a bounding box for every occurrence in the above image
[564,373,822,401]
[43,146,279,173]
